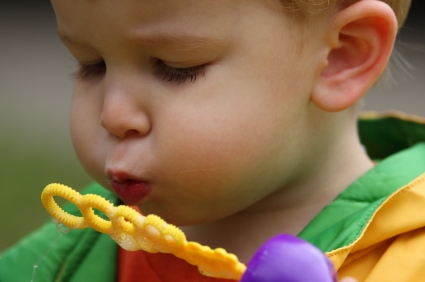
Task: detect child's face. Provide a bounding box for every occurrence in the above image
[53,0,325,226]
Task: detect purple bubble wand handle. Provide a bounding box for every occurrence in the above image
[240,234,337,282]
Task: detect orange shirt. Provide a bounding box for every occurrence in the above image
[117,247,238,282]
[116,205,237,281]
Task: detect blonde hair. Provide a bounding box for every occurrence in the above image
[281,0,411,28]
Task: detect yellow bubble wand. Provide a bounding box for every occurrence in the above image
[41,183,246,280]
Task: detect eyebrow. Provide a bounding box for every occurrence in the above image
[57,31,228,52]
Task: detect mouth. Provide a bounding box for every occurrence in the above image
[108,171,152,205]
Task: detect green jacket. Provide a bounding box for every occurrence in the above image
[2,112,425,282]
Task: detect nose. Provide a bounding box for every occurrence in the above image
[100,86,151,139]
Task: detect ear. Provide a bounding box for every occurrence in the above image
[312,1,398,112]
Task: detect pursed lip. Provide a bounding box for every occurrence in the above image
[107,170,152,205]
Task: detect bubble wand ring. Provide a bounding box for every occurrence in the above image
[41,183,246,280]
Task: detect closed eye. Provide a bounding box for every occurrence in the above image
[72,59,207,84]
[73,61,106,81]
[153,60,206,84]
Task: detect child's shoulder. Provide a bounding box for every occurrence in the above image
[358,111,425,159]
[302,112,425,280]
[0,183,119,282]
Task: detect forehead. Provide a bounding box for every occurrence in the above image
[52,0,234,24]
[51,0,243,45]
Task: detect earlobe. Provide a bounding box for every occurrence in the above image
[312,1,398,112]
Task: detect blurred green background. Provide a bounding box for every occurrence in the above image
[0,1,93,252]
[1,1,424,252]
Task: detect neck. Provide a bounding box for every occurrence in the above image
[181,112,374,263]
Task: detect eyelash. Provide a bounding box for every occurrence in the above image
[73,61,106,81]
[153,60,206,84]
[73,60,206,84]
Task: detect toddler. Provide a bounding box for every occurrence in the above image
[2,0,425,281]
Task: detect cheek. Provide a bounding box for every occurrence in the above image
[156,93,296,198]
[151,106,300,224]
[70,86,105,180]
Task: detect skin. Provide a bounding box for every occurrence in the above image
[51,0,396,264]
